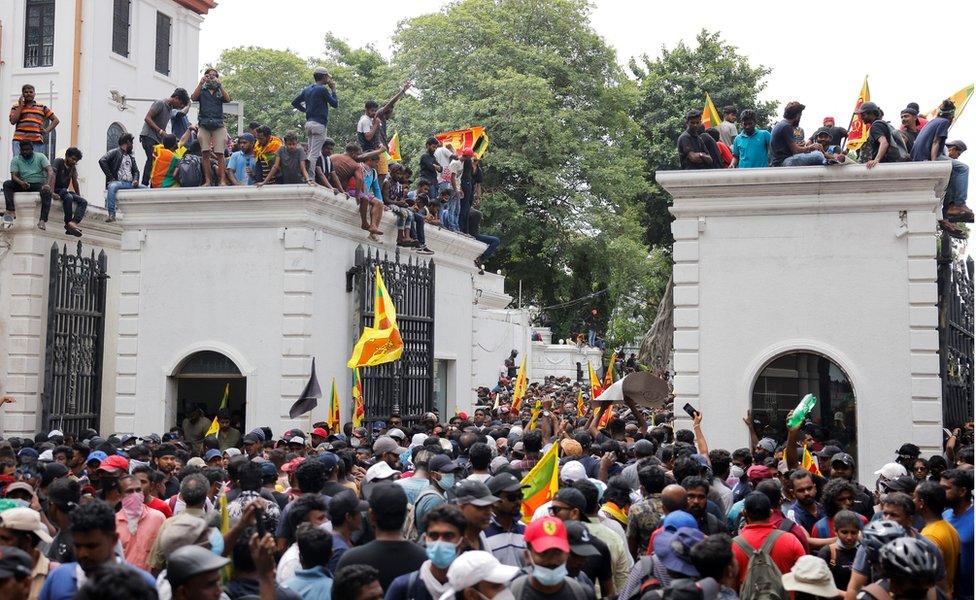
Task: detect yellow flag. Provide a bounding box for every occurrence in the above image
[604,352,617,388]
[347,267,403,368]
[527,399,543,430]
[520,442,559,523]
[511,356,528,412]
[327,377,341,431]
[205,417,219,438]
[205,383,230,437]
[925,83,974,125]
[387,131,402,162]
[351,368,365,428]
[702,93,722,130]
[576,389,585,417]
[846,77,871,150]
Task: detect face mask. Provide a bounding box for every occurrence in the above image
[530,560,568,586]
[425,540,457,569]
[121,491,144,518]
[208,526,224,556]
[350,437,362,448]
[436,473,455,491]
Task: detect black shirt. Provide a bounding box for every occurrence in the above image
[335,539,428,591]
[865,120,895,163]
[468,208,484,236]
[419,152,439,184]
[677,130,719,170]
[321,481,348,497]
[818,543,858,591]
[52,158,74,191]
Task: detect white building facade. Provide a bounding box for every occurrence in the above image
[0,0,213,194]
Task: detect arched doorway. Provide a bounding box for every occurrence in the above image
[172,351,246,435]
[751,351,857,463]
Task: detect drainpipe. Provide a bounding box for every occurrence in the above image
[70,0,83,147]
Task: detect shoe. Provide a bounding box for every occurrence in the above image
[36,220,46,230]
[939,220,968,239]
[945,204,974,223]
[65,226,83,238]
[1,214,12,228]
[368,233,380,242]
[416,246,434,255]
[105,216,116,223]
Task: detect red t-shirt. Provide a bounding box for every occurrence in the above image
[770,510,810,554]
[732,522,806,590]
[149,496,173,518]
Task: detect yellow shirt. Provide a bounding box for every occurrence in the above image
[922,519,961,593]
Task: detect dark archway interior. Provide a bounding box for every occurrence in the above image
[173,351,246,434]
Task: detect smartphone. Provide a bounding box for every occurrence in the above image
[682,403,699,419]
[254,507,266,537]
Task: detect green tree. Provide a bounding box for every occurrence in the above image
[630,30,776,248]
[214,47,313,135]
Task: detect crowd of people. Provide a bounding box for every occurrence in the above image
[3,72,498,271]
[677,99,972,237]
[0,381,971,600]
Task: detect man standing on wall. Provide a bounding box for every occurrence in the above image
[140,89,190,186]
[9,84,59,156]
[292,67,339,169]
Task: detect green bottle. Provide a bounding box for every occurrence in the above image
[786,394,818,429]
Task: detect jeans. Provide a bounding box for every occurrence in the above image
[305,121,327,167]
[56,190,87,224]
[411,214,426,245]
[12,141,45,155]
[459,194,471,234]
[105,180,135,217]
[3,180,52,221]
[446,195,460,231]
[140,135,156,186]
[943,156,969,206]
[474,233,499,261]
[588,329,597,347]
[782,151,826,167]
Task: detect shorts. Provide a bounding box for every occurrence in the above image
[197,126,228,152]
[377,151,390,176]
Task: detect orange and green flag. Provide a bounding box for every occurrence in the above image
[511,355,528,412]
[801,443,821,476]
[925,83,974,125]
[434,126,490,158]
[347,267,404,368]
[351,368,365,428]
[520,441,559,523]
[846,76,871,150]
[588,362,604,401]
[387,131,402,162]
[327,377,341,432]
[702,93,722,130]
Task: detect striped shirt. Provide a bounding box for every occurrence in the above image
[10,103,55,143]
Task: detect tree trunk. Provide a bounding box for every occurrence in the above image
[638,274,673,376]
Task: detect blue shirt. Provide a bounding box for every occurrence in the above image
[786,500,823,532]
[732,129,772,168]
[283,565,333,600]
[944,505,973,599]
[485,516,527,567]
[39,562,157,600]
[227,150,256,185]
[910,117,950,161]
[292,84,339,126]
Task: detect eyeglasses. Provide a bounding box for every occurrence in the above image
[500,493,523,503]
[548,505,570,516]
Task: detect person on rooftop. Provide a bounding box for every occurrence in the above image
[770,101,828,167]
[677,109,722,170]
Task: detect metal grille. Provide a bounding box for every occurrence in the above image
[112,0,131,58]
[42,242,109,435]
[155,11,172,76]
[24,0,55,68]
[350,246,435,423]
[938,232,974,428]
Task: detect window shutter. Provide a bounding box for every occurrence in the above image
[24,0,56,68]
[112,0,131,57]
[155,12,172,76]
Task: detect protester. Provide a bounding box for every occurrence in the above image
[139,89,190,186]
[98,133,140,222]
[3,140,53,228]
[190,68,231,186]
[50,147,86,236]
[770,102,828,167]
[731,110,771,169]
[910,100,973,228]
[9,84,58,155]
[678,110,722,170]
[292,67,339,167]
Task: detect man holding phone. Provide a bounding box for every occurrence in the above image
[292,67,339,168]
[191,68,231,186]
[9,84,59,156]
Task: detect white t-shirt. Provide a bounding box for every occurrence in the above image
[356,114,373,134]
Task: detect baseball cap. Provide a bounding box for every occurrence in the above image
[564,520,600,557]
[489,456,510,474]
[896,443,921,459]
[487,473,524,495]
[373,436,400,455]
[186,457,206,468]
[524,516,569,553]
[313,66,330,76]
[17,448,38,461]
[552,487,589,521]
[454,480,499,507]
[428,454,458,473]
[662,510,698,531]
[831,453,855,467]
[0,507,53,543]
[156,514,210,560]
[884,475,918,494]
[633,439,655,457]
[746,465,774,482]
[387,428,406,441]
[316,452,340,473]
[782,555,843,597]
[664,577,720,600]
[3,482,35,499]
[874,462,908,480]
[288,436,306,445]
[223,448,242,458]
[311,427,329,438]
[281,457,306,474]
[817,445,843,460]
[166,545,230,589]
[242,433,262,444]
[329,489,369,523]
[756,438,777,453]
[98,454,129,474]
[48,429,64,440]
[560,461,587,482]
[367,481,408,514]
[204,449,222,462]
[446,550,519,591]
[946,140,968,152]
[0,546,32,579]
[38,449,54,462]
[653,526,704,577]
[238,133,255,143]
[365,461,399,483]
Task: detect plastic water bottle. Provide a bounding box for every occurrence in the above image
[786,394,818,429]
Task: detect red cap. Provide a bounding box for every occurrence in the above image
[98,455,129,473]
[458,411,469,421]
[524,516,569,553]
[823,116,835,125]
[461,148,475,157]
[311,427,329,438]
[282,457,306,473]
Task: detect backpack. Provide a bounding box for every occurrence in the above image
[878,121,910,162]
[177,154,204,187]
[733,529,788,600]
[402,488,442,542]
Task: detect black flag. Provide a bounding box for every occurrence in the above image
[288,357,322,418]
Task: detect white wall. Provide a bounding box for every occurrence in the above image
[661,163,950,487]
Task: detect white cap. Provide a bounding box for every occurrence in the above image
[186,457,206,468]
[560,461,587,482]
[48,430,64,439]
[0,507,53,543]
[365,461,399,483]
[439,551,519,600]
[38,449,54,462]
[387,428,406,441]
[410,433,428,448]
[439,438,452,452]
[874,462,908,479]
[288,436,306,444]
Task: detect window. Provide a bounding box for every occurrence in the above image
[24,0,55,68]
[155,11,172,76]
[112,0,131,57]
[106,123,127,152]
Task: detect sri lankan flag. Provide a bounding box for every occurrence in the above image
[434,126,490,158]
[527,398,543,430]
[576,389,585,417]
[387,131,402,162]
[604,352,617,389]
[351,368,365,428]
[347,267,404,368]
[702,93,722,130]
[846,77,870,150]
[588,362,604,401]
[205,383,230,437]
[801,444,821,476]
[327,377,341,431]
[520,441,559,523]
[510,356,528,412]
[925,83,974,125]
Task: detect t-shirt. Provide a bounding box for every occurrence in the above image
[920,519,960,591]
[419,152,439,184]
[943,506,973,600]
[718,120,738,146]
[817,543,858,591]
[732,129,772,168]
[315,155,333,182]
[276,146,308,184]
[731,523,806,589]
[356,114,379,151]
[677,130,716,170]
[770,120,797,166]
[227,151,256,185]
[331,154,360,189]
[910,117,951,161]
[10,152,51,184]
[786,500,823,532]
[510,574,589,600]
[865,120,895,163]
[11,102,55,143]
[51,158,75,190]
[826,125,849,146]
[292,84,338,126]
[140,99,170,143]
[335,540,427,591]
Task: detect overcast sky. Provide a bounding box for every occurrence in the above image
[200,0,974,250]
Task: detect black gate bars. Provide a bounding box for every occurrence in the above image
[937,232,975,428]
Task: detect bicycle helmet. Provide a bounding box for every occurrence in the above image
[860,520,906,558]
[879,537,939,583]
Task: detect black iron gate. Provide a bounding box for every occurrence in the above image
[348,246,435,423]
[42,242,109,435]
[937,232,974,428]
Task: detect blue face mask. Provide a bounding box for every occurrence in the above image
[436,473,455,491]
[425,540,457,569]
[531,561,568,586]
[208,527,224,556]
